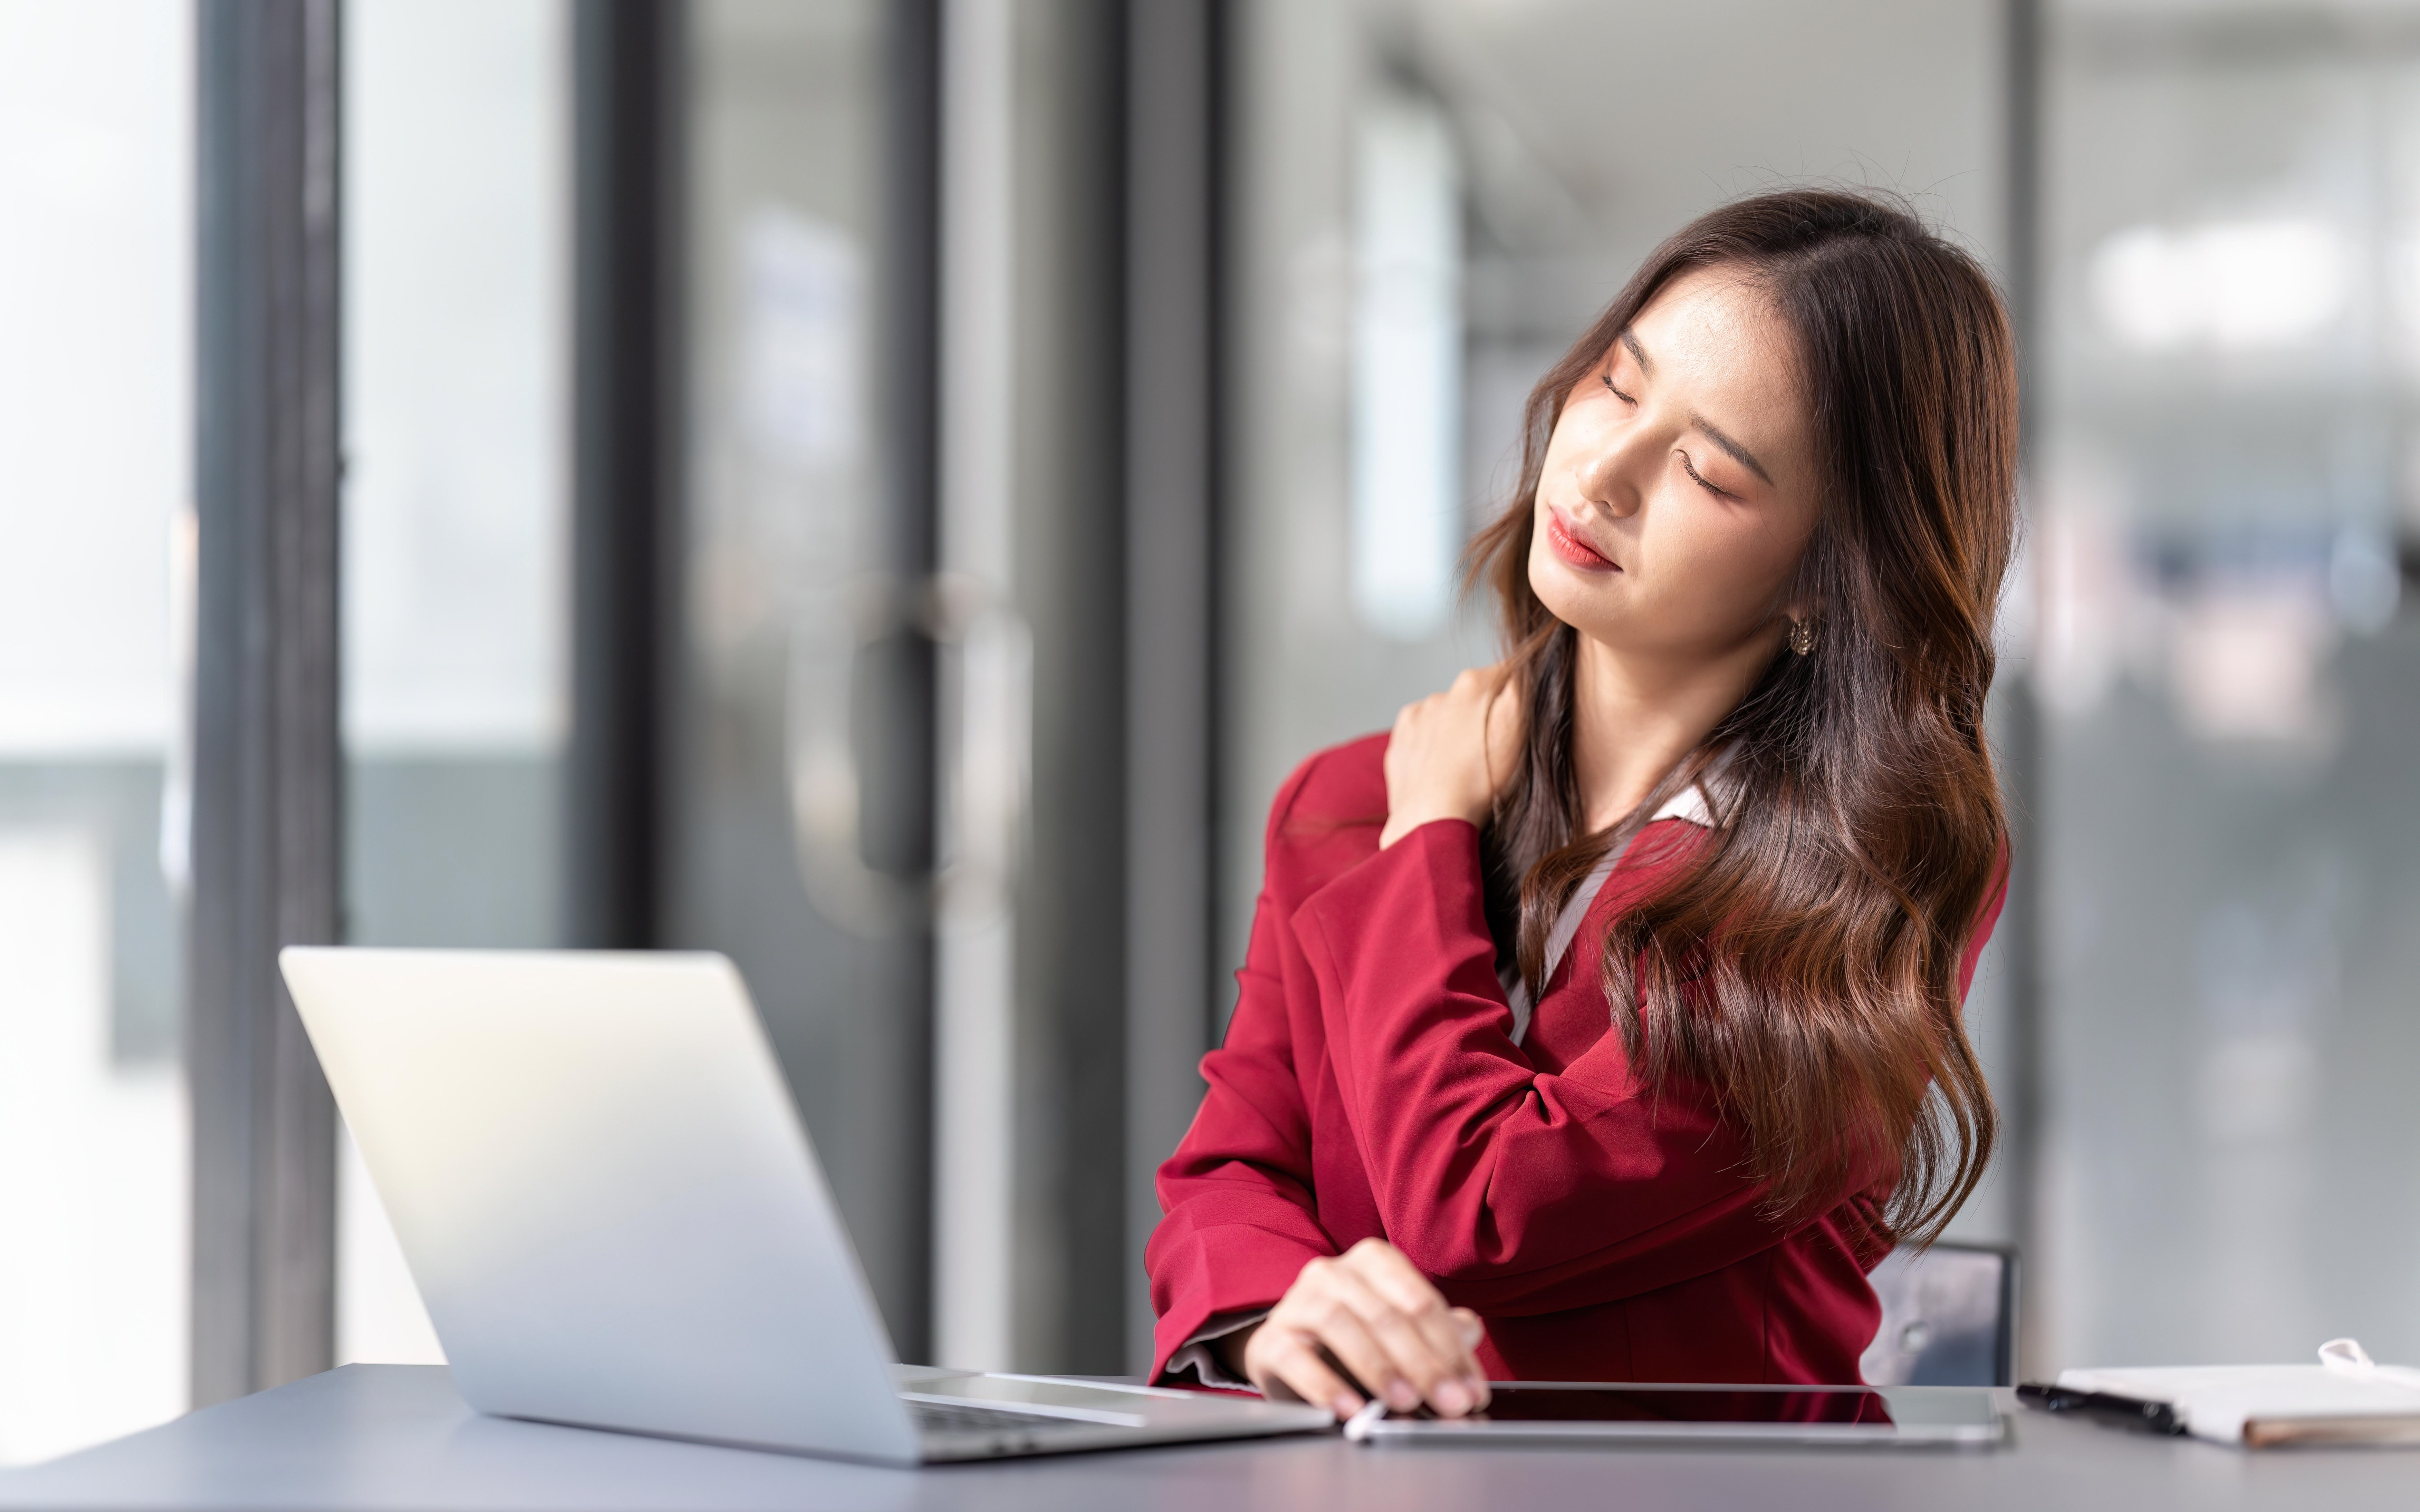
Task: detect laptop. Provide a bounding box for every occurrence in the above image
[278,947,1332,1466]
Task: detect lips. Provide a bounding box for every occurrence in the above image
[1544,510,1618,572]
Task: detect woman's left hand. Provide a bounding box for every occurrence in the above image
[1380,666,1524,849]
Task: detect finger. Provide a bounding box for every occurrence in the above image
[1321,1260,1472,1416]
[1351,1257,1468,1383]
[1299,1290,1425,1413]
[1482,677,1523,788]
[1336,1277,1481,1413]
[1449,1309,1493,1408]
[1486,670,1522,734]
[1347,1242,1483,1379]
[1260,1332,1364,1422]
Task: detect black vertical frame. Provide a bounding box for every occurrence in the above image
[1122,0,1225,1373]
[2000,0,2047,1376]
[568,0,680,951]
[876,0,943,1364]
[1042,0,1135,1374]
[189,0,344,1407]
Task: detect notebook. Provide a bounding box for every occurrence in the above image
[2053,1339,2420,1446]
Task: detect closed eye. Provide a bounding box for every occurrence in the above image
[1678,450,1736,500]
[1602,372,1636,405]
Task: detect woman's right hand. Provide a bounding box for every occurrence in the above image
[1215,1238,1492,1420]
[1378,665,1524,849]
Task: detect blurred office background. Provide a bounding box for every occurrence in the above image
[4,0,2419,1464]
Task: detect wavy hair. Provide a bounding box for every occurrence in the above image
[1468,189,2015,1246]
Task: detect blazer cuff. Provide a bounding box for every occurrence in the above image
[1149,1219,1329,1383]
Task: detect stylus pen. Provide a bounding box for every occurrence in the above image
[1343,1399,1389,1441]
[2016,1382,2185,1435]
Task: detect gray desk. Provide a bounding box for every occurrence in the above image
[0,1365,2413,1511]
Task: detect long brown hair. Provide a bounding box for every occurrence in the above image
[1468,189,2015,1246]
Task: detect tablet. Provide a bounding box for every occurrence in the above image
[1343,1383,2005,1449]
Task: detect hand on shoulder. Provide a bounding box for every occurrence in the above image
[1378,665,1524,849]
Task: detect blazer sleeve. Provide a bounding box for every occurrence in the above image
[1292,819,2006,1317]
[1144,773,1342,1382]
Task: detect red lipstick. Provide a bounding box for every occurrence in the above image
[1544,510,1617,572]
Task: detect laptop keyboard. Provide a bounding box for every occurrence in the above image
[912,1400,1096,1437]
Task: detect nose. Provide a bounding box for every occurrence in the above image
[1574,425,1645,520]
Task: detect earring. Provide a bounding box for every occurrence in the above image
[1787,617,1816,657]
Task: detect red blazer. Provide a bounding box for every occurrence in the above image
[1147,733,2006,1386]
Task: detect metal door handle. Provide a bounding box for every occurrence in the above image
[784,572,1027,936]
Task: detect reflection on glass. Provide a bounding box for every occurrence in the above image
[675,0,931,1353]
[339,0,570,1367]
[0,0,192,1464]
[2038,0,2420,1370]
[1350,84,1462,641]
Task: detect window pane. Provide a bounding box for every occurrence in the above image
[338,0,571,1367]
[0,0,192,1463]
[2037,0,2420,1369]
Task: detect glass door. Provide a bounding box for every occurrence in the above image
[672,0,933,1358]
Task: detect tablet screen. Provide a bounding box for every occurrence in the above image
[1346,1383,2003,1447]
[1475,1385,1893,1425]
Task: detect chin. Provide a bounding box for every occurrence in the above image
[1526,554,1617,642]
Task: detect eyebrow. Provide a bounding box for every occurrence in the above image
[1618,328,1775,489]
[1691,413,1774,488]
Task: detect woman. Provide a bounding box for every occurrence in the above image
[1146,189,2015,1420]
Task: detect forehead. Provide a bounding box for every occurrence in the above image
[1626,266,1801,413]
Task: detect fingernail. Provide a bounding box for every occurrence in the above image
[1459,1318,1484,1347]
[1332,1393,1362,1421]
[1386,1379,1420,1412]
[1434,1379,1472,1416]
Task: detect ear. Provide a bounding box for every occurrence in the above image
[1775,572,1820,630]
[1777,539,1824,626]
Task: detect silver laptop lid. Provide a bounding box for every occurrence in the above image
[280,947,921,1465]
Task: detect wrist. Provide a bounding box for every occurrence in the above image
[1211,1320,1264,1380]
[1378,807,1481,849]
